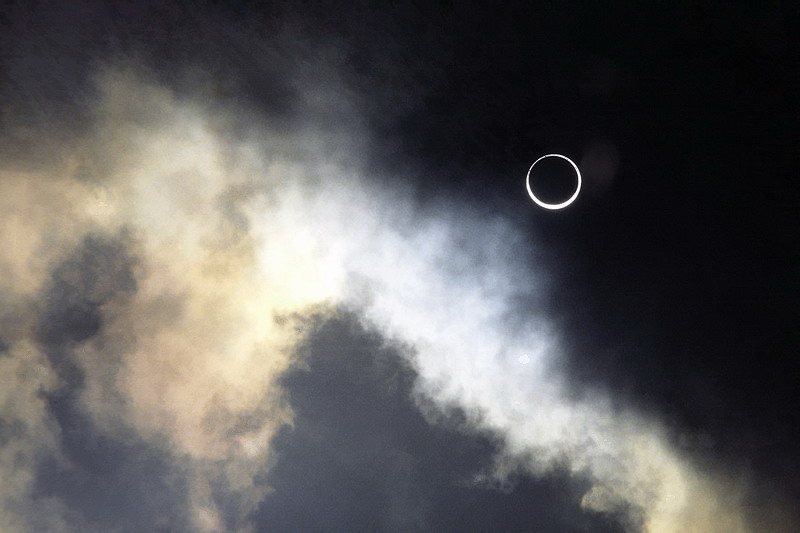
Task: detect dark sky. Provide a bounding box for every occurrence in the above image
[1,2,798,532]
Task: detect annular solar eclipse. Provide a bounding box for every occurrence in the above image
[526,154,582,210]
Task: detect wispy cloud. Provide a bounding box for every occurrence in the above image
[0,57,793,533]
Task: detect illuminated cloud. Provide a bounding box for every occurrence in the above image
[0,65,347,531]
[0,58,794,533]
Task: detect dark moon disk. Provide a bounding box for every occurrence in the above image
[526,154,582,210]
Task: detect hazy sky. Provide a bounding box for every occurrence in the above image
[1,2,798,533]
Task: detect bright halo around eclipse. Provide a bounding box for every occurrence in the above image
[526,154,582,210]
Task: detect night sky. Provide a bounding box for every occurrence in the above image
[1,2,798,532]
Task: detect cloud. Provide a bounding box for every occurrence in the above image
[0,340,74,533]
[255,309,621,532]
[0,30,795,533]
[338,192,759,533]
[1,63,349,531]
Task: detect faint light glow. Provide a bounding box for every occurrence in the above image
[526,153,582,210]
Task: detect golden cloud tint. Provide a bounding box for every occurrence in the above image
[0,66,794,533]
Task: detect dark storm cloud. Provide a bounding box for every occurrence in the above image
[33,421,192,533]
[257,310,623,533]
[24,234,192,532]
[37,234,136,368]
